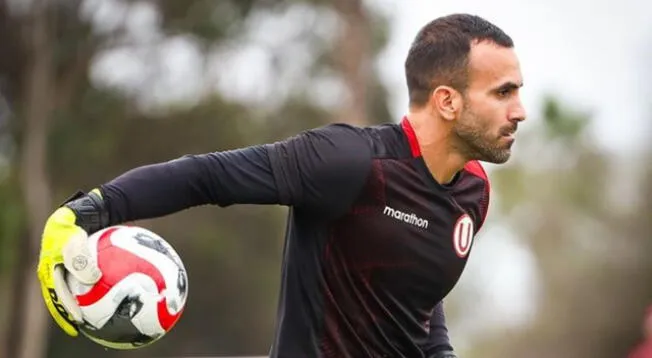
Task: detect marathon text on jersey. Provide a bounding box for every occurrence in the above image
[383,206,429,229]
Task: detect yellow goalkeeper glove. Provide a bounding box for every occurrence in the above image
[37,189,108,337]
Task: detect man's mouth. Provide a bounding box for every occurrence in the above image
[501,126,517,139]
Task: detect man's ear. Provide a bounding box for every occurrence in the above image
[429,86,463,121]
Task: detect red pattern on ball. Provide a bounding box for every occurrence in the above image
[75,227,183,331]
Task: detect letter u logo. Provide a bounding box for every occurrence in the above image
[453,214,474,258]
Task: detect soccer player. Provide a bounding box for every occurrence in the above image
[628,306,652,358]
[37,13,526,358]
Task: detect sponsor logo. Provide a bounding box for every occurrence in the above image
[383,206,429,229]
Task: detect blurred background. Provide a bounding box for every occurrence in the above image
[0,0,651,357]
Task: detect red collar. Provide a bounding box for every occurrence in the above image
[400,116,421,158]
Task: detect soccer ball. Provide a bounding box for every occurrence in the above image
[65,225,188,350]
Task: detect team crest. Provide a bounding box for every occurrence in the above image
[452,214,474,258]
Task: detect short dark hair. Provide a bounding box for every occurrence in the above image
[405,14,514,107]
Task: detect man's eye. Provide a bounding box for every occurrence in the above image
[497,89,511,97]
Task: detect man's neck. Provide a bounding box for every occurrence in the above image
[405,113,468,185]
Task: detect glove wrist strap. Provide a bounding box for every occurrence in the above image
[62,190,109,234]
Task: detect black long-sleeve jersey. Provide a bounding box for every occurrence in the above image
[100,118,490,358]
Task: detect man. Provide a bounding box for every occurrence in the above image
[38,13,526,358]
[629,306,652,358]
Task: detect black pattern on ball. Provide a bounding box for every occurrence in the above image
[133,232,181,266]
[80,295,160,347]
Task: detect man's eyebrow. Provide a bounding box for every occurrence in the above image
[495,81,524,91]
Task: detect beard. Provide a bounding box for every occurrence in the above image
[452,106,514,164]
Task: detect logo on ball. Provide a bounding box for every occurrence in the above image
[453,214,474,258]
[72,255,88,271]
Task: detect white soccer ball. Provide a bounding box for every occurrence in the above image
[65,225,189,350]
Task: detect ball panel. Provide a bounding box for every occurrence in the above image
[66,225,188,350]
[74,273,162,332]
[107,227,188,316]
[91,229,183,330]
[79,292,163,350]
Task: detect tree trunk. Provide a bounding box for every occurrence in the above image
[0,2,17,356]
[0,268,14,358]
[16,0,55,357]
[3,230,29,358]
[332,0,371,126]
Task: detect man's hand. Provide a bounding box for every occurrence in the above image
[37,189,107,336]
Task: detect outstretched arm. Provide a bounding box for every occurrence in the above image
[100,123,373,226]
[37,123,373,337]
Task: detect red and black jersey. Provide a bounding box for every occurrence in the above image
[101,118,490,358]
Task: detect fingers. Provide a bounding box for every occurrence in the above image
[53,265,84,323]
[39,278,79,337]
[62,231,102,285]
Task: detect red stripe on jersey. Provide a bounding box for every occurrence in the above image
[400,117,421,158]
[463,160,488,182]
[463,160,491,228]
[75,227,181,331]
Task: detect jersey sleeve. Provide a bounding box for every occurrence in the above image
[424,301,454,355]
[101,123,372,224]
[266,123,373,218]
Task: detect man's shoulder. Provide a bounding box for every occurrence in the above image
[462,160,489,184]
[362,122,411,159]
[301,121,409,160]
[305,121,398,137]
[459,160,491,229]
[460,160,490,199]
